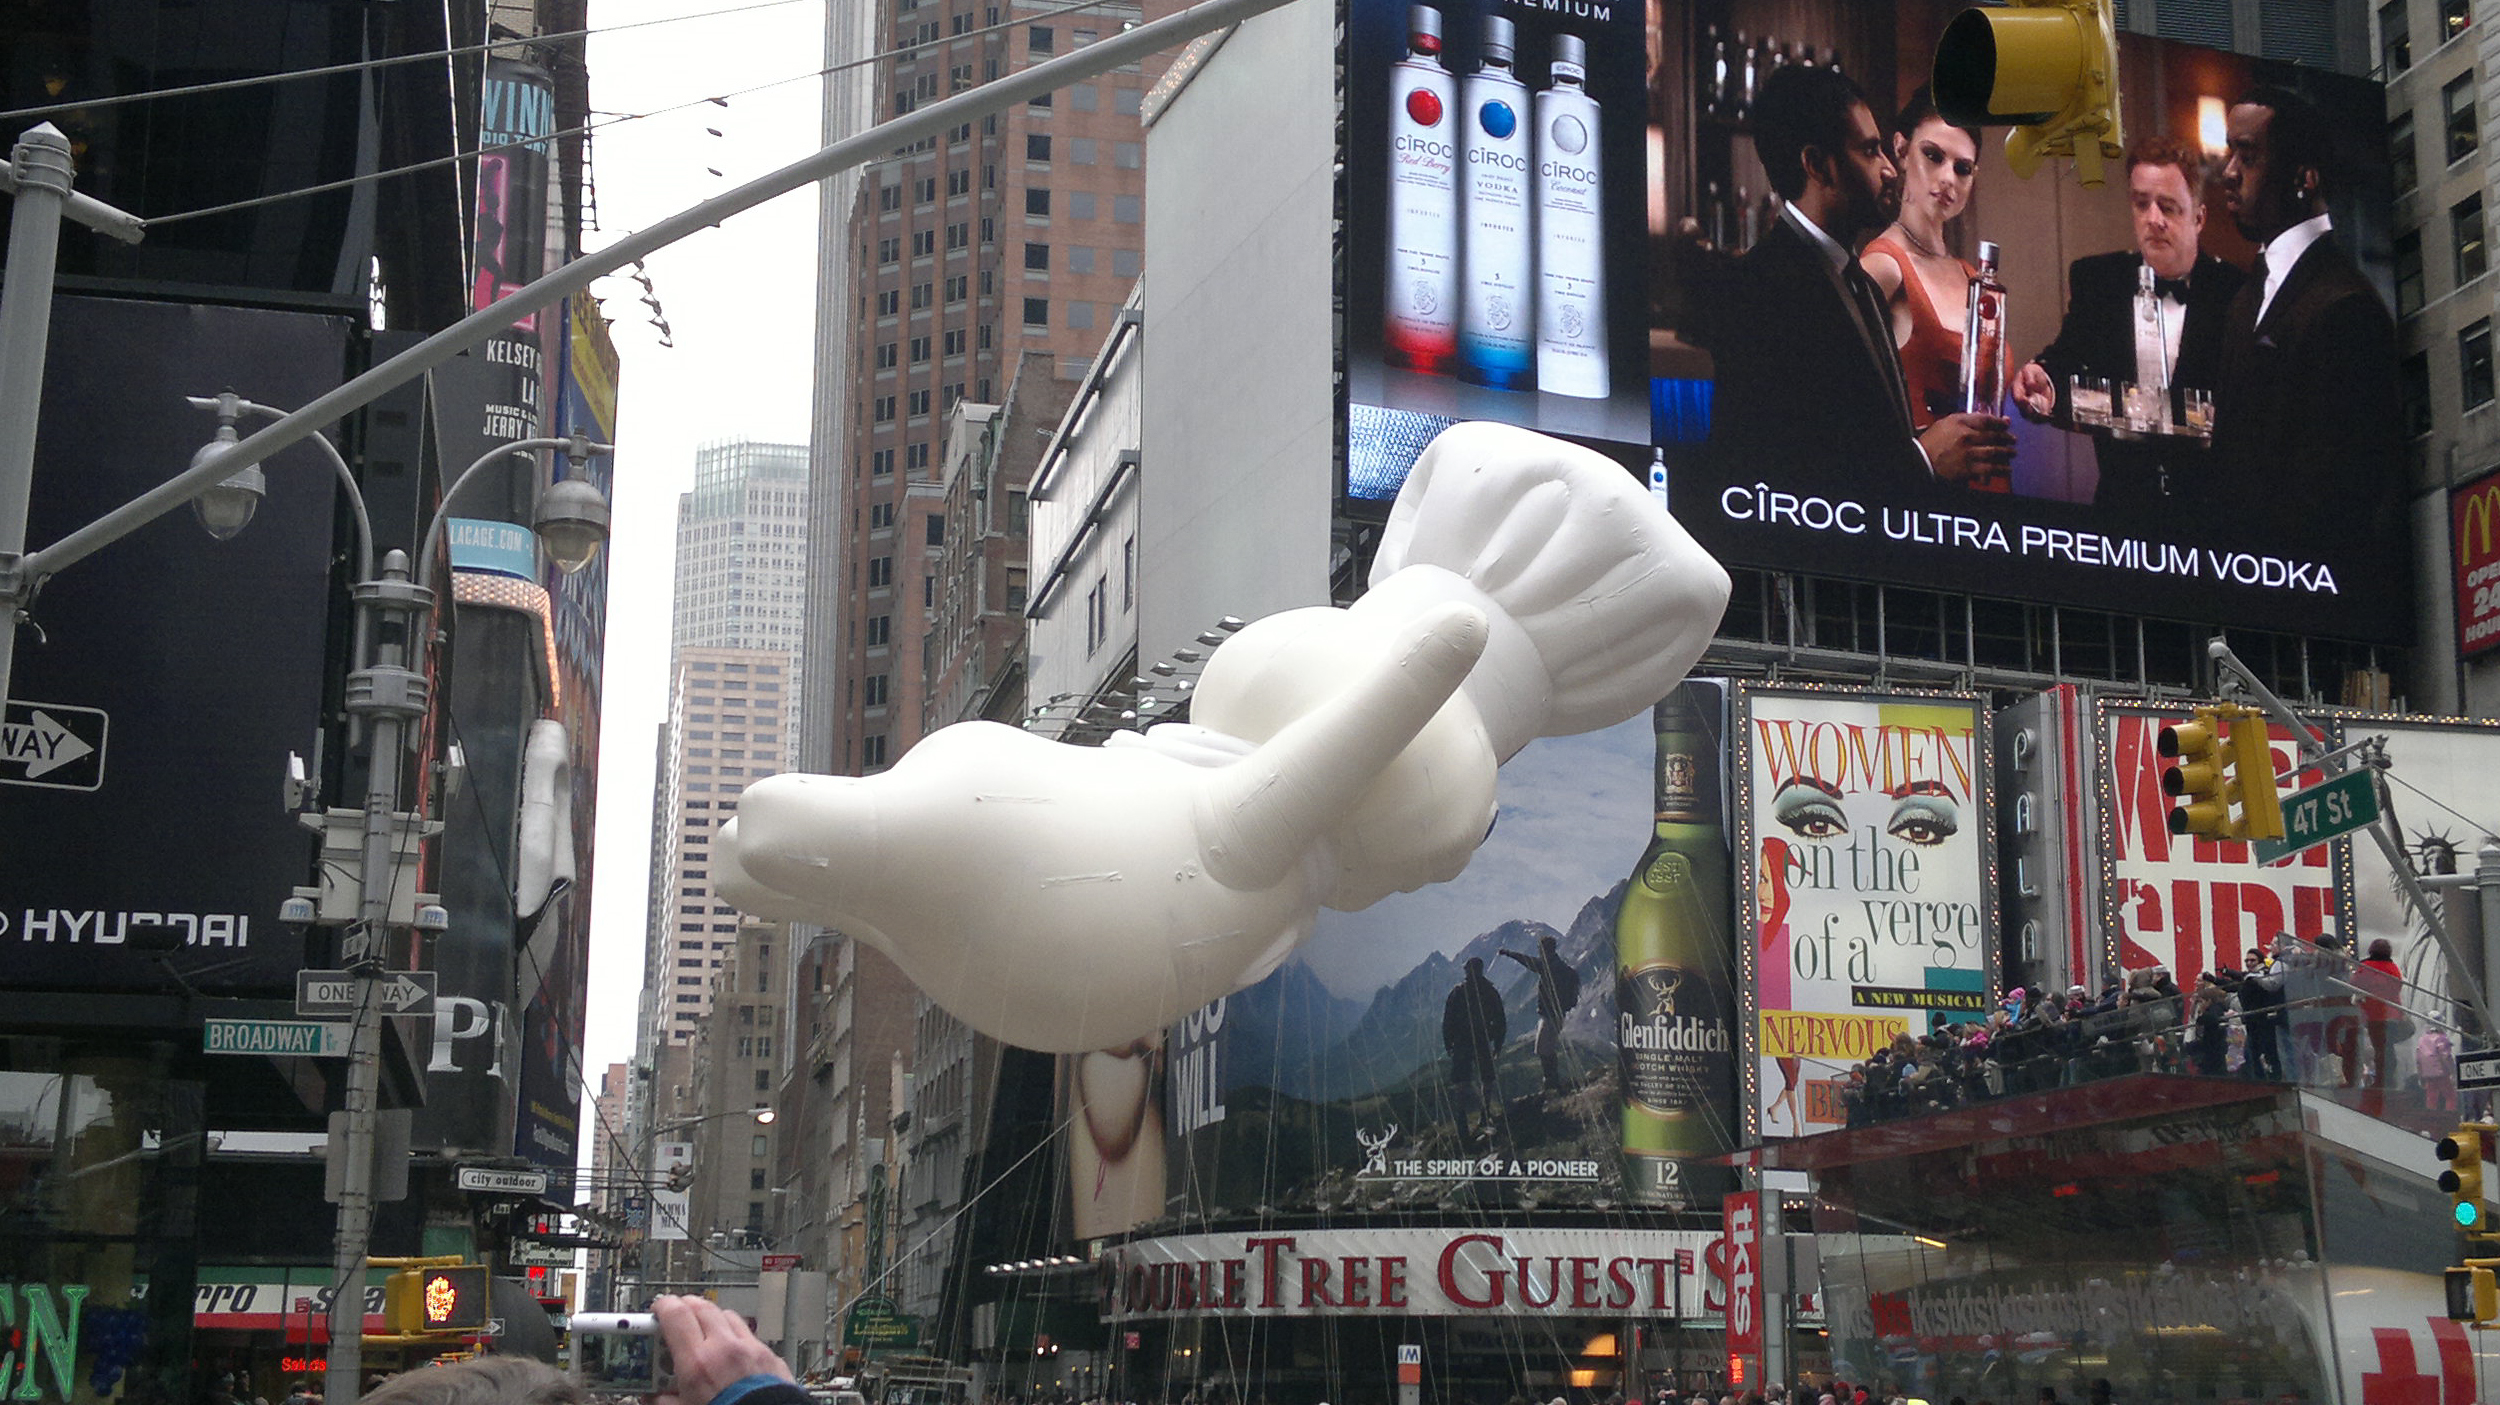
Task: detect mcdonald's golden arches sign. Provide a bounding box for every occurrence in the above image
[2452,471,2500,658]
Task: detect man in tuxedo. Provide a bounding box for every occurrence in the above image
[2209,86,2400,543]
[1703,65,2012,496]
[2012,137,2246,511]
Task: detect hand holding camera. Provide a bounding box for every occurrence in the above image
[574,1295,795,1403]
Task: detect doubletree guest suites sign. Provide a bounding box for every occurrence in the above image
[1098,1227,1722,1320]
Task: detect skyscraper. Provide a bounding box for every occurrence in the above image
[646,648,797,1049]
[637,440,808,1064]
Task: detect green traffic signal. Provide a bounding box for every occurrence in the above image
[2439,1125,2496,1236]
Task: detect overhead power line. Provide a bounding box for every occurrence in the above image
[137,0,1145,230]
[0,0,813,126]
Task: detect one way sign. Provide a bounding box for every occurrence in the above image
[296,969,438,1017]
[0,701,107,791]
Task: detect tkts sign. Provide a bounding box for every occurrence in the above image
[2453,471,2500,659]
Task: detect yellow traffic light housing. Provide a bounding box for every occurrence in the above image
[2160,704,2286,842]
[2226,713,2285,841]
[1932,0,2125,187]
[2441,1125,2497,1236]
[2159,708,2233,839]
[384,1269,425,1334]
[2448,1262,2499,1323]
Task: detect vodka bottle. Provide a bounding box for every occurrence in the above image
[1618,685,1736,1209]
[1734,30,1753,118]
[1960,239,2007,414]
[1648,448,1669,511]
[1459,15,1534,390]
[2132,261,2171,392]
[1705,180,1726,249]
[1384,5,1460,374]
[1535,32,1608,399]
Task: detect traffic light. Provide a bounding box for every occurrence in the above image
[2448,1262,2499,1323]
[666,1160,694,1192]
[1932,0,2125,187]
[385,1268,424,1333]
[2225,712,2286,842]
[2159,708,2233,839]
[2160,704,2285,842]
[2439,1124,2497,1235]
[418,1265,490,1331]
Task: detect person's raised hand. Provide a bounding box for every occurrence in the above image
[652,1295,792,1405]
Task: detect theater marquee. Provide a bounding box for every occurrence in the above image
[1097,1227,1723,1321]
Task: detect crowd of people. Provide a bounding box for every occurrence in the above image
[1837,935,2424,1126]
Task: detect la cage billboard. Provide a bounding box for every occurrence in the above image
[1341,0,2406,643]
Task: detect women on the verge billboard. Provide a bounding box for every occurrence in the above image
[1731,686,1995,1140]
[1343,1,2405,643]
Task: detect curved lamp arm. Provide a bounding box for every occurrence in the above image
[185,394,376,582]
[414,430,613,597]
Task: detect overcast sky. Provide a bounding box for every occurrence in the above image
[578,0,826,1099]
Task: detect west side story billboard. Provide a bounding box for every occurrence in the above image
[1341,1,2406,642]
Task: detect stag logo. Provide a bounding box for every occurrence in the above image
[1355,1124,1399,1176]
[1629,965,1686,1018]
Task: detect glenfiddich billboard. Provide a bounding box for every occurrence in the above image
[2453,470,2500,658]
[1341,2,2405,642]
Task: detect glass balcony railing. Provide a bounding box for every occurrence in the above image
[1827,936,2474,1140]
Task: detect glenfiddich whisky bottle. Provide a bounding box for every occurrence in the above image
[1617,684,1737,1208]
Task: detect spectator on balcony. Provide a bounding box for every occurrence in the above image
[2236,944,2287,1080]
[2188,974,2232,1076]
[2358,938,2406,1089]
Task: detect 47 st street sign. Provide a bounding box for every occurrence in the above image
[2255,770,2381,866]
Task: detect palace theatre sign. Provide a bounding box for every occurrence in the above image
[1099,1228,1724,1321]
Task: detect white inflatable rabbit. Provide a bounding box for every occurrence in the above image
[717,422,1729,1052]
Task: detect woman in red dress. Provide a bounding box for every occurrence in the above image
[1860,89,2003,489]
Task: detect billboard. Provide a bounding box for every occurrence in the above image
[2096,699,2345,988]
[1342,2,2406,643]
[509,290,620,1182]
[1732,686,1994,1140]
[1159,704,1715,1215]
[2344,717,2500,1088]
[0,297,346,993]
[2452,470,2500,659]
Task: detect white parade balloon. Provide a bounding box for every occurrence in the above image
[717,421,1730,1052]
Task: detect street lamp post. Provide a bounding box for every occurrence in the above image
[172,396,612,1405]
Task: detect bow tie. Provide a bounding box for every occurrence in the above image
[2149,273,2191,301]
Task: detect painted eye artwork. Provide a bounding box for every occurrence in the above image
[1886,783,1960,847]
[1771,779,1847,839]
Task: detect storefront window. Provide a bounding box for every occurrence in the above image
[1810,1097,2332,1404]
[0,1038,205,1405]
